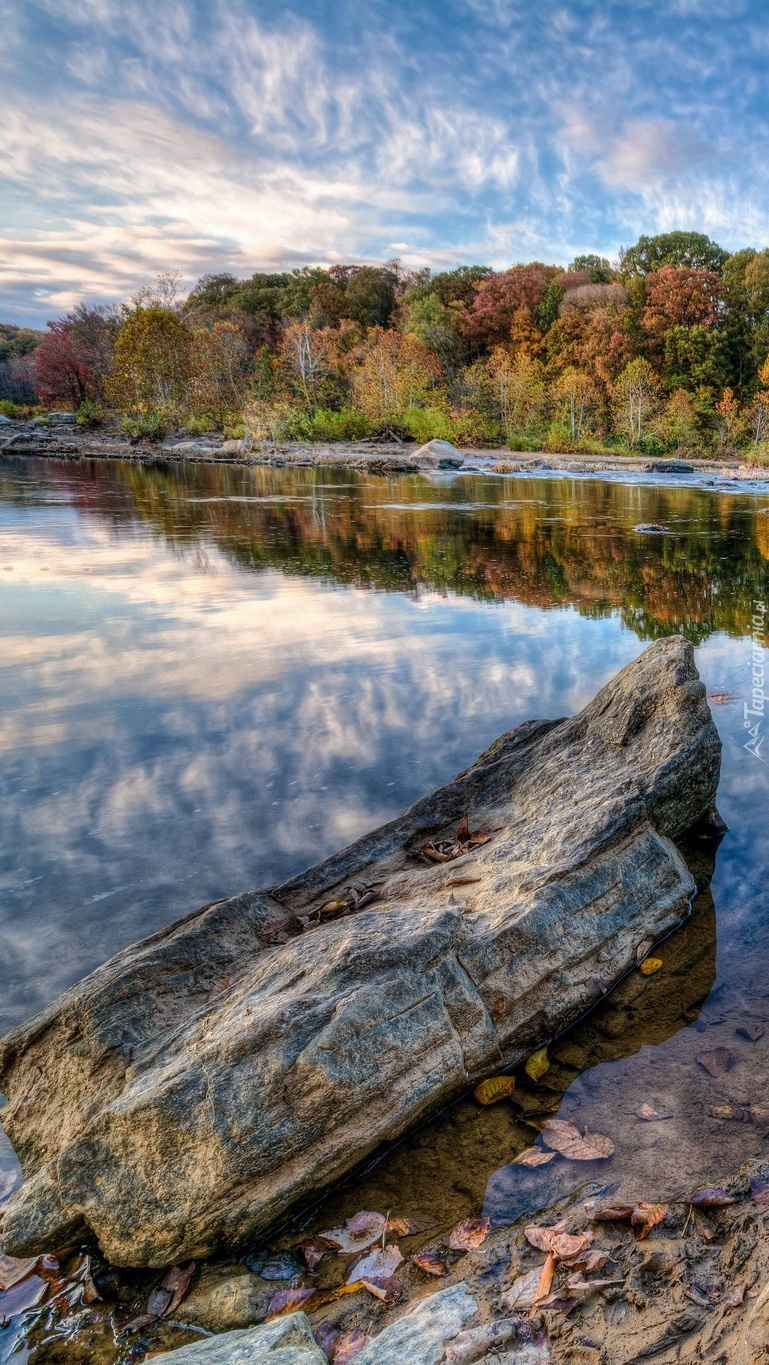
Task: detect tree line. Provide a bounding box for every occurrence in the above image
[5,230,769,459]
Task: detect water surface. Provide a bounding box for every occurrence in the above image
[1,456,768,1355]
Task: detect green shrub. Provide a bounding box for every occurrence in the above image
[402,405,453,444]
[506,434,544,452]
[183,413,217,436]
[76,399,104,428]
[120,411,167,441]
[291,407,373,442]
[448,408,503,449]
[0,399,21,419]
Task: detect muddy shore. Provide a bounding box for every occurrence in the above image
[3,424,769,498]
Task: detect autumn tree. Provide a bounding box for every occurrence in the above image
[461,264,556,354]
[714,387,741,446]
[641,266,723,339]
[486,348,546,439]
[554,368,598,441]
[34,305,117,407]
[107,307,190,418]
[352,328,441,426]
[189,320,253,420]
[612,358,662,445]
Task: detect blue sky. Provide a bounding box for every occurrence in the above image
[2,0,768,324]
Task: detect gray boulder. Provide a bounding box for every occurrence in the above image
[354,1282,477,1364]
[646,458,695,473]
[0,638,721,1266]
[150,1313,325,1363]
[409,438,464,468]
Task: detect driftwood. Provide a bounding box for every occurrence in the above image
[0,637,721,1266]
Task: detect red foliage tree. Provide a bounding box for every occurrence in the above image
[641,266,723,340]
[461,264,556,353]
[34,305,117,407]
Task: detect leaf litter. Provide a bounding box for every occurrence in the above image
[412,816,491,865]
[540,1118,615,1161]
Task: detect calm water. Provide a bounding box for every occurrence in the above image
[1,456,769,1352]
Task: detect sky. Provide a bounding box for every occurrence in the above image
[2,0,769,325]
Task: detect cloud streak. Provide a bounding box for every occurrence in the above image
[4,0,769,321]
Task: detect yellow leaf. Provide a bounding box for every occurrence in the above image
[525,1047,550,1081]
[640,957,663,976]
[473,1074,515,1105]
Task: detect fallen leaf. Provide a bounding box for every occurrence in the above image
[412,1251,448,1277]
[525,1047,550,1082]
[631,1203,666,1239]
[534,1251,556,1304]
[573,1250,610,1273]
[737,1023,765,1042]
[320,1211,387,1254]
[695,1214,718,1241]
[0,1255,38,1292]
[635,1103,673,1122]
[300,1240,330,1272]
[386,1217,422,1238]
[524,1224,592,1265]
[347,1244,403,1284]
[82,1273,101,1305]
[318,1280,366,1305]
[501,1265,545,1311]
[640,958,663,976]
[360,1275,405,1302]
[724,1283,746,1308]
[751,1177,769,1205]
[473,1075,515,1105]
[696,1048,731,1078]
[564,1273,625,1296]
[333,1327,372,1364]
[313,1321,340,1359]
[524,1219,570,1251]
[536,1293,578,1314]
[707,1103,749,1122]
[541,1118,615,1162]
[679,1188,737,1208]
[163,1262,195,1316]
[592,1206,635,1223]
[413,819,490,865]
[446,1216,491,1251]
[265,1287,318,1321]
[514,1146,557,1168]
[315,898,351,922]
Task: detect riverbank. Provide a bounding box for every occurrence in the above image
[3,421,769,496]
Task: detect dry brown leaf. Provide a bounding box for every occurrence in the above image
[319,1280,367,1306]
[301,1240,330,1272]
[500,1265,543,1311]
[386,1216,422,1238]
[162,1262,195,1316]
[724,1283,746,1308]
[684,1286,711,1308]
[534,1251,556,1304]
[592,1206,634,1222]
[631,1203,666,1239]
[347,1244,403,1284]
[573,1250,610,1274]
[333,1327,372,1364]
[0,1254,38,1292]
[321,1211,386,1253]
[524,1219,570,1252]
[680,1188,737,1208]
[412,1251,448,1277]
[696,1047,731,1077]
[473,1075,515,1105]
[541,1118,615,1161]
[708,1103,749,1122]
[446,1216,492,1251]
[514,1146,557,1168]
[635,1102,673,1122]
[265,1287,318,1321]
[359,1275,405,1302]
[565,1272,625,1296]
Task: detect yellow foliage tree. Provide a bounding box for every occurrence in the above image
[107,307,190,419]
[352,328,441,426]
[189,321,252,422]
[486,348,546,439]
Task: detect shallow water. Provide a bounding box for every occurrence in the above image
[1,456,768,1358]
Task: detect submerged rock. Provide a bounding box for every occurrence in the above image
[150,1312,326,1363]
[0,639,721,1266]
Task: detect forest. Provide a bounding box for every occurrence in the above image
[4,229,769,459]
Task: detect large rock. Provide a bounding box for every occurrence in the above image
[0,639,721,1266]
[409,438,464,468]
[150,1312,325,1363]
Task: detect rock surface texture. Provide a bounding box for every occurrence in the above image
[149,1313,326,1364]
[0,638,721,1266]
